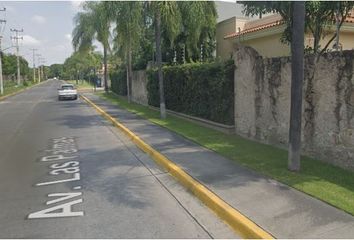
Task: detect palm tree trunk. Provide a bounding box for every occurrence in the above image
[103,45,108,93]
[155,7,166,119]
[288,1,305,172]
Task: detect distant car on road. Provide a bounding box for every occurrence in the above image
[58,84,78,100]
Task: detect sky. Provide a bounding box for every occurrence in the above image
[0,1,243,66]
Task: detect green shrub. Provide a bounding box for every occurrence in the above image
[147,60,235,125]
[110,69,127,96]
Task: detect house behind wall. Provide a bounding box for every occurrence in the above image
[217,13,354,58]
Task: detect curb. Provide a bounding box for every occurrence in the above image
[0,80,48,101]
[80,94,274,239]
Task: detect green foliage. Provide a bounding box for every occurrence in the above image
[1,54,29,76]
[61,51,102,80]
[111,1,143,59]
[147,60,235,124]
[241,1,354,53]
[110,68,127,96]
[48,64,64,78]
[73,2,111,52]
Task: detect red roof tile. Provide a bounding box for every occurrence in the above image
[224,14,354,40]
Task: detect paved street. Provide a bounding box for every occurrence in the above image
[0,80,237,238]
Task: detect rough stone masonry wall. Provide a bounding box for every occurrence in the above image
[234,45,354,170]
[131,70,148,105]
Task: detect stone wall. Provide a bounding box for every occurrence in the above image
[234,45,354,170]
[131,70,148,105]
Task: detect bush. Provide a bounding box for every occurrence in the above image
[147,60,235,125]
[110,69,127,96]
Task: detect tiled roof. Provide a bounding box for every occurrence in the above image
[224,14,354,40]
[224,19,285,39]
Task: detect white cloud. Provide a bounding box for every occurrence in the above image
[22,35,41,46]
[70,1,84,11]
[65,33,72,41]
[31,15,46,24]
[4,6,16,13]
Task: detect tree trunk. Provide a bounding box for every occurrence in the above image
[288,1,305,172]
[103,45,108,93]
[127,45,133,103]
[155,7,166,119]
[76,70,78,85]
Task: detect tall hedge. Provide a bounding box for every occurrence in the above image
[110,69,127,96]
[147,60,235,125]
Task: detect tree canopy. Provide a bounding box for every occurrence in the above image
[241,1,354,53]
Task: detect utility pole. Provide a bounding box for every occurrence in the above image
[288,1,305,172]
[40,57,46,81]
[31,48,37,82]
[10,28,23,86]
[36,54,41,83]
[0,8,6,95]
[0,36,3,95]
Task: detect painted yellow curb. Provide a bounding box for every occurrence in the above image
[80,94,275,239]
[0,80,48,101]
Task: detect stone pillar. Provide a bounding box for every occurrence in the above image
[233,44,262,138]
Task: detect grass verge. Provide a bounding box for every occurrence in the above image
[98,92,354,216]
[0,81,36,98]
[66,80,94,89]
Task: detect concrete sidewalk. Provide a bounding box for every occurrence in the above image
[84,93,354,239]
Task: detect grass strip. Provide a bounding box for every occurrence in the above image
[98,92,354,216]
[0,81,36,98]
[66,80,94,89]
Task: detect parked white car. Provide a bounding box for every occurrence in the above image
[58,84,78,100]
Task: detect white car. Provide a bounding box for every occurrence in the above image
[58,84,78,100]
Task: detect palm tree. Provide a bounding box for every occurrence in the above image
[288,1,305,171]
[72,2,111,93]
[110,1,143,103]
[148,1,217,118]
[177,1,217,61]
[150,1,181,119]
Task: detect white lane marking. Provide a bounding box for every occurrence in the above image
[41,154,77,162]
[30,137,84,219]
[36,172,80,186]
[50,161,79,169]
[28,199,83,219]
[46,192,82,205]
[49,166,80,175]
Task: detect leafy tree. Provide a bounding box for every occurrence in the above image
[2,54,17,75]
[48,64,64,78]
[72,1,111,92]
[241,1,354,53]
[1,54,29,77]
[62,51,102,82]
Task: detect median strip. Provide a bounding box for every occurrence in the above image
[80,94,274,239]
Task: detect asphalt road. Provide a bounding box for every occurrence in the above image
[0,80,237,238]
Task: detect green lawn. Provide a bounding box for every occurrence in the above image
[0,81,36,97]
[98,92,354,216]
[66,80,94,89]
